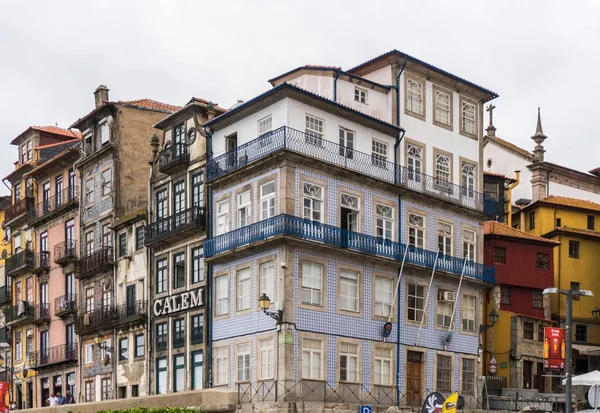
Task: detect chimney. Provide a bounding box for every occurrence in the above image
[94,85,110,108]
[206,101,216,121]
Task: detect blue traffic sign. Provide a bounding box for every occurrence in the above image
[360,406,372,413]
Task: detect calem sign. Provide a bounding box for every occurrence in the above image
[154,288,204,317]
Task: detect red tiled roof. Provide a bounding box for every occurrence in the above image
[11,125,80,145]
[486,136,534,160]
[484,221,560,245]
[539,195,600,213]
[188,97,228,113]
[543,226,600,240]
[36,139,81,150]
[117,98,181,113]
[484,171,517,182]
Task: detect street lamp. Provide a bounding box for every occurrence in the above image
[479,308,500,333]
[543,287,594,413]
[592,307,600,320]
[258,294,283,322]
[94,333,114,352]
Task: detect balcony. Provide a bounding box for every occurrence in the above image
[5,301,34,325]
[29,343,77,369]
[206,127,488,213]
[6,250,34,277]
[55,294,77,318]
[158,142,189,174]
[75,306,116,335]
[32,252,50,275]
[30,187,78,226]
[144,206,205,246]
[0,327,11,346]
[76,246,114,280]
[0,285,11,306]
[2,197,34,229]
[54,239,77,266]
[0,371,11,383]
[205,214,496,283]
[33,303,51,325]
[113,301,147,329]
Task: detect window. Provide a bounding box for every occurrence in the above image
[407,144,423,182]
[436,355,451,392]
[461,164,475,197]
[118,387,126,399]
[501,285,511,304]
[26,328,33,356]
[85,380,95,402]
[174,252,185,289]
[339,342,359,382]
[101,169,111,196]
[538,324,545,342]
[533,290,543,309]
[339,127,355,159]
[376,204,393,241]
[435,89,451,126]
[131,385,139,397]
[134,334,144,358]
[259,339,274,380]
[215,347,229,386]
[374,347,392,386]
[85,287,94,312]
[437,290,454,328]
[192,351,204,390]
[192,247,204,284]
[101,339,112,360]
[14,331,22,361]
[100,118,110,144]
[462,295,476,332]
[258,115,272,135]
[576,324,588,342]
[461,100,477,135]
[305,114,324,146]
[156,357,167,394]
[435,154,450,187]
[236,267,251,311]
[339,269,359,312]
[102,223,111,247]
[215,274,229,316]
[259,261,275,303]
[173,318,185,348]
[118,233,126,257]
[119,338,128,361]
[463,230,476,261]
[216,200,230,235]
[84,230,95,254]
[302,338,323,379]
[588,215,595,230]
[260,181,275,219]
[524,322,534,340]
[372,139,388,168]
[354,87,367,104]
[537,253,549,269]
[407,79,424,115]
[341,193,359,232]
[55,175,63,206]
[556,218,562,227]
[156,258,167,294]
[408,213,425,249]
[237,343,250,382]
[191,314,203,345]
[494,246,506,264]
[156,322,167,351]
[135,227,144,250]
[407,283,425,322]
[156,188,167,221]
[571,281,580,300]
[529,212,536,230]
[191,172,204,208]
[462,359,475,394]
[237,191,251,227]
[101,378,111,400]
[374,277,393,318]
[301,262,323,306]
[303,183,323,222]
[173,181,186,218]
[437,222,453,256]
[174,354,185,392]
[85,179,94,204]
[569,240,580,258]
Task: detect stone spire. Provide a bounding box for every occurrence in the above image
[531,107,547,162]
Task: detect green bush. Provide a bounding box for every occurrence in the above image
[97,408,204,413]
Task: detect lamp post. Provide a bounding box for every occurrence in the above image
[480,308,500,334]
[258,294,283,323]
[592,307,600,320]
[543,287,594,413]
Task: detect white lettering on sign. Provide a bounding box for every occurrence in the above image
[153,288,205,317]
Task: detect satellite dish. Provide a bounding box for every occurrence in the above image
[186,128,197,145]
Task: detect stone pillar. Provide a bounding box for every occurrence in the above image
[94,85,110,108]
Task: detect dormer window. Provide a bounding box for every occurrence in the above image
[21,140,32,164]
[99,118,110,144]
[354,87,367,104]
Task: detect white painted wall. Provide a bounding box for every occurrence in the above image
[483,141,532,202]
[335,78,392,122]
[286,74,334,100]
[360,65,392,86]
[549,182,600,204]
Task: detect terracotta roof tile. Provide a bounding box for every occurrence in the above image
[486,136,534,160]
[543,226,600,239]
[484,171,517,182]
[484,221,560,244]
[32,126,81,139]
[188,97,228,113]
[118,98,181,113]
[539,195,600,213]
[35,139,81,150]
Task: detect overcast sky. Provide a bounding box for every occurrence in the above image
[1,1,598,195]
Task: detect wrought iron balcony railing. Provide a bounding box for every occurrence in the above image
[144,206,205,246]
[113,301,147,328]
[5,301,34,325]
[77,246,114,279]
[54,239,77,265]
[75,306,116,335]
[32,252,50,274]
[6,249,34,277]
[55,294,77,318]
[29,343,77,368]
[158,142,189,174]
[206,126,488,212]
[31,186,78,225]
[33,303,51,324]
[205,214,495,283]
[3,196,34,228]
[0,327,11,345]
[0,285,11,305]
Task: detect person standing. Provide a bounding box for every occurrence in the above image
[56,393,66,406]
[65,390,75,405]
[46,393,58,407]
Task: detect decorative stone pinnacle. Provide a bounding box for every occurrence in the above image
[531,107,547,162]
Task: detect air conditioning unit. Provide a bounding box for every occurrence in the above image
[439,291,456,303]
[83,314,90,325]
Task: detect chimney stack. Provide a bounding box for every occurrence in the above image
[94,85,110,108]
[207,101,216,121]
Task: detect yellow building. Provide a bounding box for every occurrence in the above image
[517,195,600,374]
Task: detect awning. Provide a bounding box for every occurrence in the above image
[573,344,600,355]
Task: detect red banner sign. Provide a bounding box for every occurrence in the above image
[0,382,9,413]
[544,327,565,372]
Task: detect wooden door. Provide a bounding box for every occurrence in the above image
[406,351,423,407]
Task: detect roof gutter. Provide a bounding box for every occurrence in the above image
[333,69,341,102]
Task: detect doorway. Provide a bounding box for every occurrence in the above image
[226,134,238,167]
[41,378,49,407]
[523,360,533,389]
[26,381,33,409]
[406,351,423,407]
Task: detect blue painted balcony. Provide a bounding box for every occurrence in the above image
[205,214,495,283]
[206,127,488,213]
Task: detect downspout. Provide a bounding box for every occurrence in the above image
[396,192,402,406]
[392,56,407,185]
[506,171,520,226]
[333,69,341,102]
[147,134,159,395]
[394,130,406,185]
[203,126,214,388]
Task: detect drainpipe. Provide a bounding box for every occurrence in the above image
[333,69,341,102]
[395,56,408,128]
[204,125,214,388]
[506,171,520,226]
[394,130,406,185]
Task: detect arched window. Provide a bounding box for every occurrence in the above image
[407,80,423,115]
[462,164,475,197]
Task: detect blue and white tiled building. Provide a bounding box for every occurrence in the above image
[204,50,498,407]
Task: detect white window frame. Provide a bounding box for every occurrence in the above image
[259,338,274,380]
[236,268,251,312]
[305,114,324,146]
[435,90,451,126]
[237,191,251,228]
[371,139,388,168]
[435,154,451,188]
[437,221,453,256]
[99,117,110,144]
[260,181,275,220]
[354,87,367,104]
[259,261,275,304]
[462,163,476,197]
[462,101,477,135]
[374,276,394,318]
[463,229,476,261]
[407,79,424,115]
[85,178,94,204]
[101,168,111,196]
[339,269,359,313]
[462,294,476,333]
[257,115,272,136]
[461,357,476,394]
[303,182,323,223]
[375,204,393,241]
[236,343,250,382]
[339,342,359,383]
[437,289,454,328]
[301,338,323,380]
[216,200,230,235]
[341,193,360,232]
[85,343,94,363]
[339,127,355,159]
[408,213,425,249]
[407,283,425,323]
[407,144,423,183]
[374,347,392,386]
[215,346,229,386]
[301,262,323,306]
[215,274,229,316]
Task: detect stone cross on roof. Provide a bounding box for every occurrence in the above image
[486,104,496,137]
